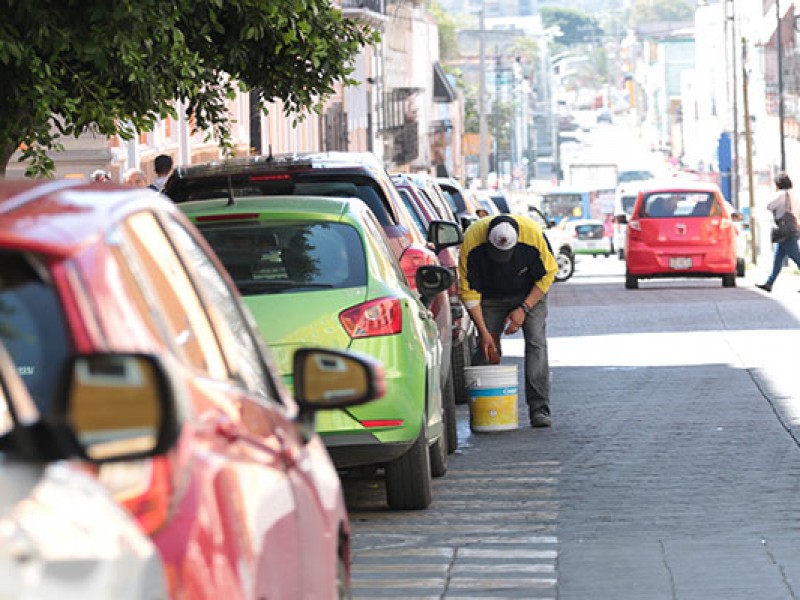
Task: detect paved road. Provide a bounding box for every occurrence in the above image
[344,255,800,599]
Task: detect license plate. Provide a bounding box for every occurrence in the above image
[669,257,692,269]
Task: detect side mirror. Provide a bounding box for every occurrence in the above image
[56,353,181,463]
[459,216,473,231]
[293,347,385,409]
[416,265,455,308]
[731,212,744,223]
[427,219,463,251]
[615,214,628,225]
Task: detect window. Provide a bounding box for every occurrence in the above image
[199,221,367,295]
[165,217,273,400]
[122,212,227,378]
[0,252,71,413]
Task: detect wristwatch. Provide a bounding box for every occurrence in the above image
[519,302,531,315]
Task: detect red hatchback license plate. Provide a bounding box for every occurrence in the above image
[669,257,692,269]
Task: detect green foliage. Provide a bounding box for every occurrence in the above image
[428,2,460,62]
[0,0,377,176]
[541,7,603,47]
[629,0,694,27]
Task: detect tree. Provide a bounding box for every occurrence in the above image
[540,7,603,48]
[630,0,693,27]
[0,1,377,177]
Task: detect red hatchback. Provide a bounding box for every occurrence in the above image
[0,179,384,599]
[622,180,743,289]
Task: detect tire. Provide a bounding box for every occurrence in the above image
[618,249,625,260]
[722,272,736,287]
[385,426,432,510]
[625,272,638,289]
[452,338,470,406]
[429,426,448,478]
[555,250,575,282]
[736,257,746,277]
[442,369,458,454]
[336,553,352,600]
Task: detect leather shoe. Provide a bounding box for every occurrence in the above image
[756,283,772,292]
[531,413,552,428]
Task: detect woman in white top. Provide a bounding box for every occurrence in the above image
[756,172,800,292]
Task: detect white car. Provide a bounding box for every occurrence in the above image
[0,343,172,600]
[561,218,614,257]
[528,205,575,281]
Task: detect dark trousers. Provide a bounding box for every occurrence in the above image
[471,295,550,419]
[766,236,800,285]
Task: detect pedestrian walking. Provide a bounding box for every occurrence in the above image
[458,214,558,428]
[756,171,800,292]
[148,154,173,192]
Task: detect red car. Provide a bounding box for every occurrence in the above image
[622,180,744,289]
[0,179,384,599]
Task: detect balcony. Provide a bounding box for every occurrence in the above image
[340,0,387,29]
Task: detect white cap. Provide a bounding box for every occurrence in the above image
[487,219,519,263]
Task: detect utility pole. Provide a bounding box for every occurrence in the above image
[777,0,787,171]
[742,38,758,265]
[728,0,739,208]
[478,0,489,188]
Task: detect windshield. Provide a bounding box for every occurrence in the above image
[200,221,367,295]
[541,193,582,220]
[0,253,71,413]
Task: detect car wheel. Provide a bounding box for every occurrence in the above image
[385,425,432,510]
[442,369,458,454]
[625,272,638,289]
[736,257,746,277]
[452,338,470,406]
[618,249,625,260]
[429,425,448,478]
[555,250,575,282]
[722,272,736,287]
[336,553,351,600]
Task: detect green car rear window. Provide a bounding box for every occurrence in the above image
[200,221,367,295]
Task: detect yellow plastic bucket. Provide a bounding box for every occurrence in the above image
[465,365,518,432]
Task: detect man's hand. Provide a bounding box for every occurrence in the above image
[504,306,527,335]
[481,332,501,364]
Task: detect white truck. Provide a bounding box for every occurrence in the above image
[565,162,618,191]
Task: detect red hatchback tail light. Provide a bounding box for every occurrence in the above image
[339,297,402,338]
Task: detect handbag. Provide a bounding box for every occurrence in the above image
[771,192,799,243]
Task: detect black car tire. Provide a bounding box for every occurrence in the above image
[429,426,448,478]
[452,337,472,406]
[555,250,575,282]
[442,370,457,454]
[385,425,432,510]
[736,257,746,277]
[625,272,638,289]
[722,272,736,287]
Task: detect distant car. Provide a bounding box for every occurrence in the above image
[596,108,613,123]
[562,218,614,257]
[474,191,501,217]
[0,342,170,600]
[617,169,656,185]
[528,205,576,282]
[0,179,385,598]
[475,189,512,214]
[613,183,646,259]
[180,195,458,510]
[435,177,482,231]
[620,180,744,289]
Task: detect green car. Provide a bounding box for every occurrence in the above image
[181,196,460,510]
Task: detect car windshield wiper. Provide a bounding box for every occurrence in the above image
[236,280,335,294]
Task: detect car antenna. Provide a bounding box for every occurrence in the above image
[226,175,235,207]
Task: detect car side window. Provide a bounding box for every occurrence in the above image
[121,212,228,378]
[164,216,274,401]
[361,210,407,287]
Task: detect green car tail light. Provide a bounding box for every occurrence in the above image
[339,297,402,338]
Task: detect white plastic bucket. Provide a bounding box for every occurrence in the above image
[464,365,519,432]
